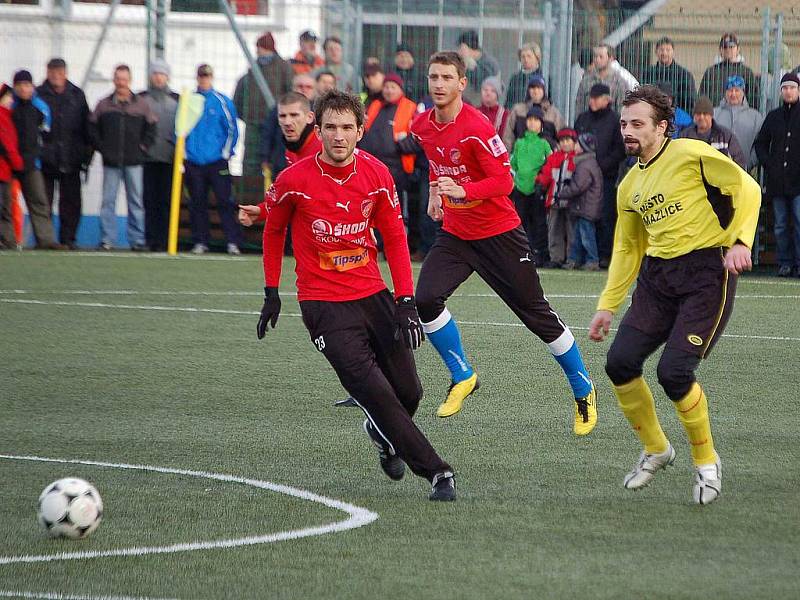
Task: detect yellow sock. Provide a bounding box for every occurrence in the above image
[613,377,668,454]
[674,383,716,466]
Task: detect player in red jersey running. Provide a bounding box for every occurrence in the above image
[411,52,597,434]
[239,91,323,226]
[255,90,455,501]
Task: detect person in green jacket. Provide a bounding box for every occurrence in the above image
[510,105,552,264]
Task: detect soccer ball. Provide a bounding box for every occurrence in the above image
[37,477,103,539]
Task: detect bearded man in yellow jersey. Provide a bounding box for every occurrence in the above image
[588,85,760,505]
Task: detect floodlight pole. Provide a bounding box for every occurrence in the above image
[81,0,122,89]
[217,0,275,110]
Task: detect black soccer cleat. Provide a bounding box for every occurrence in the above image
[429,471,456,501]
[363,419,405,481]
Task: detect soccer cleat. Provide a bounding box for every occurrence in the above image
[693,454,722,505]
[429,471,456,501]
[436,373,480,418]
[574,385,598,435]
[623,443,676,490]
[362,419,405,481]
[227,243,241,256]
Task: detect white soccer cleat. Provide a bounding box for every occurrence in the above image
[623,443,676,490]
[692,454,722,505]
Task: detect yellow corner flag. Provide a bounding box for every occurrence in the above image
[167,89,205,255]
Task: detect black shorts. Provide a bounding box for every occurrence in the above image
[416,226,566,344]
[620,247,737,358]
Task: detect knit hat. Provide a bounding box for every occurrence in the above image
[527,74,546,90]
[383,72,404,89]
[780,72,800,88]
[719,32,738,48]
[299,30,318,42]
[578,132,597,153]
[589,83,611,98]
[725,75,745,90]
[693,96,714,115]
[12,70,33,85]
[257,32,276,51]
[457,30,480,50]
[396,42,413,55]
[149,58,170,77]
[656,81,674,97]
[526,105,545,120]
[556,128,578,141]
[481,76,504,98]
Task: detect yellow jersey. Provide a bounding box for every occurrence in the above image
[598,138,761,313]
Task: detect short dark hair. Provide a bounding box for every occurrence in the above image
[278,91,311,112]
[114,64,131,75]
[323,36,342,51]
[315,69,336,82]
[655,36,674,49]
[47,58,67,70]
[314,90,364,129]
[622,85,675,136]
[428,51,466,79]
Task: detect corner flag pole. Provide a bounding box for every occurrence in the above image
[167,88,192,255]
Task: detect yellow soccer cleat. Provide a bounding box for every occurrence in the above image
[573,385,598,435]
[437,373,480,418]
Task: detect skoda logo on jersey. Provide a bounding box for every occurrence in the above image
[311,219,333,236]
[450,148,462,164]
[632,192,641,205]
[361,198,375,218]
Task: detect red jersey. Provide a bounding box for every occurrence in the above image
[262,149,414,302]
[410,102,518,240]
[257,135,323,222]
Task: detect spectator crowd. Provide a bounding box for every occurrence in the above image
[1,28,799,275]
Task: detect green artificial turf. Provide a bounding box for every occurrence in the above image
[0,251,797,599]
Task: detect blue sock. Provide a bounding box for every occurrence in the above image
[422,308,474,383]
[549,330,593,398]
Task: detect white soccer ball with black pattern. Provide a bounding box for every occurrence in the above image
[37,478,103,539]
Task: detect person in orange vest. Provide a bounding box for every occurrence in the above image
[359,73,419,203]
[290,30,325,76]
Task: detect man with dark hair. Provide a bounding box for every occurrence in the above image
[255,89,456,501]
[680,96,747,169]
[754,72,800,277]
[575,45,629,114]
[394,42,425,103]
[233,31,294,205]
[574,82,626,266]
[410,51,597,434]
[360,64,385,109]
[291,30,324,75]
[313,36,355,92]
[699,33,760,110]
[641,37,697,113]
[90,65,157,251]
[240,91,322,226]
[36,58,91,249]
[589,85,761,505]
[456,30,500,106]
[315,70,337,98]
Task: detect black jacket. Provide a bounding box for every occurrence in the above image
[574,107,625,179]
[12,99,45,172]
[679,120,747,169]
[36,79,92,174]
[89,92,157,167]
[754,101,800,200]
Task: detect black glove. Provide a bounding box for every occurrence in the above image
[256,287,281,339]
[394,296,425,350]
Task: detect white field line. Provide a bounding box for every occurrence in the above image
[0,592,177,600]
[0,455,378,565]
[2,298,800,343]
[1,289,799,300]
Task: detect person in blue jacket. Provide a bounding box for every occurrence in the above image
[185,63,243,255]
